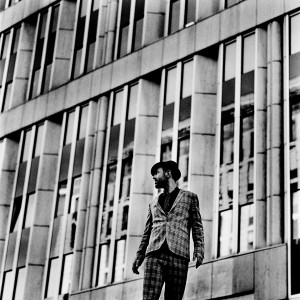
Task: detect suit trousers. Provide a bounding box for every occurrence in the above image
[143,245,189,300]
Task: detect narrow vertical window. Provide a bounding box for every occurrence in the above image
[1,271,14,300]
[85,0,99,73]
[118,0,131,58]
[45,258,60,298]
[41,5,59,93]
[218,41,236,257]
[289,13,300,296]
[169,0,180,34]
[72,0,89,78]
[161,67,176,160]
[14,267,26,299]
[30,12,47,98]
[133,0,145,51]
[60,254,73,296]
[184,0,196,26]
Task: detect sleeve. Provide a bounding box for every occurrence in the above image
[190,194,205,260]
[134,205,153,266]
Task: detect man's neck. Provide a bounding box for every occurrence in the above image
[164,180,177,194]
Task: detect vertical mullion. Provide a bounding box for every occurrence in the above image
[213,44,224,259]
[172,62,181,162]
[92,93,114,287]
[232,36,242,254]
[107,86,128,283]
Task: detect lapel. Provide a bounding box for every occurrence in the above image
[168,189,184,213]
[154,195,165,215]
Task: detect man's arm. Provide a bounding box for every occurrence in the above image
[190,194,204,268]
[132,205,153,274]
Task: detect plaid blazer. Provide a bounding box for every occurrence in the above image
[135,189,204,264]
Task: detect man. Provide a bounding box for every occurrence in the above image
[132,160,204,300]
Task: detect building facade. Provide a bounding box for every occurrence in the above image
[0,0,299,299]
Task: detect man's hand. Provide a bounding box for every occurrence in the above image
[132,260,140,274]
[193,253,203,269]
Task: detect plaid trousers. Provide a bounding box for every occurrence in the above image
[143,244,189,300]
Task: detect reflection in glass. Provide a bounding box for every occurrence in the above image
[185,0,196,26]
[98,244,110,285]
[23,193,35,228]
[113,239,126,282]
[133,0,145,51]
[169,0,180,34]
[21,129,32,163]
[60,254,73,295]
[219,210,233,256]
[239,204,254,252]
[14,267,26,300]
[64,111,75,145]
[56,182,67,217]
[291,14,300,55]
[46,258,60,298]
[224,42,236,81]
[2,271,14,300]
[34,124,44,157]
[10,196,22,232]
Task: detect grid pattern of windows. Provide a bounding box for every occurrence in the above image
[218,34,255,257]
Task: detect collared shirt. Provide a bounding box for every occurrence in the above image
[158,187,180,213]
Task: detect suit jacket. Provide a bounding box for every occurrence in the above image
[135,189,204,264]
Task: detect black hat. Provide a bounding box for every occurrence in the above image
[151,160,181,182]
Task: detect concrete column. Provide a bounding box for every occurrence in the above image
[0,138,19,271]
[266,21,283,246]
[80,96,108,289]
[23,120,61,300]
[10,22,35,107]
[255,28,268,249]
[51,0,76,88]
[70,101,98,292]
[143,0,165,46]
[124,78,160,280]
[104,0,118,64]
[190,54,218,261]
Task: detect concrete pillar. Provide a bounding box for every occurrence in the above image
[124,78,160,280]
[23,120,61,300]
[70,101,98,292]
[255,28,268,249]
[51,0,76,88]
[104,0,118,64]
[0,138,19,271]
[80,96,108,289]
[266,21,283,246]
[190,54,218,261]
[10,22,35,107]
[143,0,165,46]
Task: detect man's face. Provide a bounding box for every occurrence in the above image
[153,167,168,189]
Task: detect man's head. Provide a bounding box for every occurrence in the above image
[151,160,181,189]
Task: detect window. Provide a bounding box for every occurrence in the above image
[218,34,255,257]
[41,5,59,93]
[14,267,26,299]
[85,0,100,73]
[289,13,300,296]
[117,0,131,58]
[45,257,60,298]
[1,271,14,300]
[132,0,145,51]
[23,193,35,228]
[184,0,196,26]
[60,254,73,295]
[169,0,180,34]
[0,139,3,170]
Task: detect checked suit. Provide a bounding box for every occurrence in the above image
[134,189,204,300]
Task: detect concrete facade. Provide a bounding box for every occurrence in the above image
[0,0,299,299]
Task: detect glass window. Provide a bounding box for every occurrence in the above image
[60,254,73,295]
[33,124,44,157]
[291,14,300,55]
[78,105,89,140]
[41,5,59,93]
[243,34,255,74]
[23,193,35,228]
[1,271,14,300]
[185,0,196,26]
[56,182,67,217]
[46,258,60,298]
[30,12,47,98]
[21,129,32,163]
[118,0,131,58]
[127,83,138,120]
[64,111,76,145]
[113,239,126,282]
[98,244,110,285]
[169,0,180,34]
[218,210,233,256]
[113,90,123,126]
[0,140,3,170]
[133,0,145,51]
[224,42,236,81]
[14,267,26,300]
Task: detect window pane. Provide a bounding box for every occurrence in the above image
[23,193,35,228]
[56,182,67,217]
[178,138,189,189]
[2,271,14,300]
[169,0,180,34]
[64,111,75,145]
[78,105,89,140]
[165,67,177,105]
[219,210,233,256]
[46,258,60,298]
[127,84,138,120]
[98,244,110,285]
[113,239,126,282]
[113,90,123,126]
[133,0,145,51]
[0,140,3,170]
[182,60,193,99]
[60,254,73,295]
[243,34,255,74]
[21,129,32,162]
[118,0,131,57]
[34,124,44,157]
[14,267,26,300]
[2,82,12,111]
[239,204,254,252]
[69,177,81,214]
[291,14,300,55]
[10,197,22,232]
[224,42,236,81]
[185,0,196,25]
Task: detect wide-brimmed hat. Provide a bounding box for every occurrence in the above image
[151,160,181,181]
